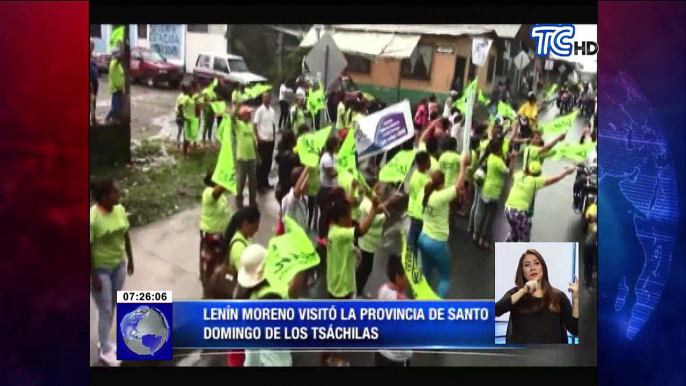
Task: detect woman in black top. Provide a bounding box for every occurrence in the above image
[274,130,302,204]
[495,249,579,344]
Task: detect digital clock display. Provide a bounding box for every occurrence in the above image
[116,291,172,304]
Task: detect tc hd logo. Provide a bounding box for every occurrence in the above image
[530,24,598,57]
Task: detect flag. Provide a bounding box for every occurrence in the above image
[109,25,124,51]
[265,216,320,289]
[497,102,517,120]
[550,141,596,163]
[335,129,372,195]
[401,232,441,300]
[211,117,237,193]
[307,88,326,120]
[379,150,416,183]
[545,84,558,98]
[477,89,490,106]
[471,37,493,67]
[296,126,332,167]
[243,84,273,100]
[540,110,580,136]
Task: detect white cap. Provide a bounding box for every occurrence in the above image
[237,244,267,288]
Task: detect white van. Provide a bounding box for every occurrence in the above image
[192,52,267,89]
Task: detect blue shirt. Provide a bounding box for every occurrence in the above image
[90,59,99,94]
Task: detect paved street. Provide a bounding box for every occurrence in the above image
[91,86,596,366]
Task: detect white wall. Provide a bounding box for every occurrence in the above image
[494,242,578,344]
[184,24,227,73]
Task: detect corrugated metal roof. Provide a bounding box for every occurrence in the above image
[329,24,521,39]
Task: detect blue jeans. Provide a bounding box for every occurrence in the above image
[417,232,451,298]
[91,260,127,353]
[106,91,123,121]
[407,218,423,252]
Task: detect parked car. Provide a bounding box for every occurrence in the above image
[130,46,184,89]
[92,52,112,73]
[192,52,268,104]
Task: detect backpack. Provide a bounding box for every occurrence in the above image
[206,238,247,299]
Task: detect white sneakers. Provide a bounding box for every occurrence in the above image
[97,342,121,366]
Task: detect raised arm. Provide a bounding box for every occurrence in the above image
[293,167,310,198]
[540,133,566,154]
[456,151,472,195]
[358,195,381,237]
[212,185,226,200]
[507,120,520,149]
[544,167,575,187]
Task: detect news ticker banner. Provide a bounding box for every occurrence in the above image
[116,291,502,360]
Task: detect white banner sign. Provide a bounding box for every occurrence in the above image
[471,37,493,67]
[463,89,475,153]
[355,100,415,160]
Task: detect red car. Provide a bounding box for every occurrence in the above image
[130,47,183,88]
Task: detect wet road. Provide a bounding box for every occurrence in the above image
[90,96,596,367]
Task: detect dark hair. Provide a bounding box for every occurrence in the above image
[324,136,339,153]
[222,206,261,258]
[90,177,115,204]
[204,171,216,187]
[469,136,481,151]
[329,199,352,224]
[450,107,459,116]
[296,124,311,137]
[441,136,458,152]
[279,130,297,152]
[387,254,404,283]
[514,249,561,314]
[484,136,505,161]
[290,166,304,187]
[418,98,428,106]
[415,151,430,168]
[474,123,489,138]
[423,170,445,208]
[215,84,231,101]
[429,111,439,121]
[440,117,451,130]
[428,94,437,102]
[425,136,439,155]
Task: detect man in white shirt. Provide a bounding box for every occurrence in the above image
[443,90,458,118]
[281,167,309,231]
[253,92,277,192]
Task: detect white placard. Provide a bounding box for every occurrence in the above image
[544,59,554,71]
[355,100,415,161]
[471,37,493,67]
[117,291,173,303]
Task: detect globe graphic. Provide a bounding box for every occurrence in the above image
[119,306,170,356]
[599,71,679,340]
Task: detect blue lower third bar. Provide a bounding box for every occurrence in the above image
[173,301,496,349]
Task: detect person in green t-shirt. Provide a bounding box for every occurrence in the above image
[504,162,575,242]
[231,83,245,110]
[438,137,461,228]
[356,183,402,297]
[290,97,306,132]
[199,172,232,285]
[417,168,462,299]
[106,46,125,123]
[233,106,260,208]
[473,136,517,249]
[90,177,134,366]
[201,78,221,145]
[323,194,381,367]
[222,206,261,271]
[178,82,201,156]
[406,151,432,252]
[520,130,566,217]
[456,136,483,221]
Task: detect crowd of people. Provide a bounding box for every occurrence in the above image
[91,68,596,366]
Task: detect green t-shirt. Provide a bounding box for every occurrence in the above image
[439,151,461,186]
[522,145,550,170]
[179,94,196,119]
[326,224,357,297]
[228,231,250,269]
[358,197,386,253]
[200,187,232,234]
[505,171,546,211]
[90,204,129,269]
[232,89,242,104]
[481,154,508,200]
[422,186,458,242]
[109,59,125,93]
[407,170,429,219]
[234,120,257,160]
[336,102,347,129]
[291,106,305,130]
[211,101,227,116]
[430,156,439,171]
[307,166,321,196]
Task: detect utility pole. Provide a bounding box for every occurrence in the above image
[123,24,132,163]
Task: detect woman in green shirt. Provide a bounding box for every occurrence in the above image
[222,206,261,271]
[90,178,134,366]
[199,172,232,290]
[406,151,432,252]
[416,169,461,299]
[504,161,575,242]
[473,136,516,249]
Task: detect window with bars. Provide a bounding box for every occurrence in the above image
[401,44,433,81]
[187,24,209,33]
[90,24,102,38]
[345,55,371,74]
[137,24,147,39]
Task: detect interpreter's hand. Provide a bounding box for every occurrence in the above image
[127,260,135,276]
[568,275,579,297]
[91,272,103,292]
[524,280,539,294]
